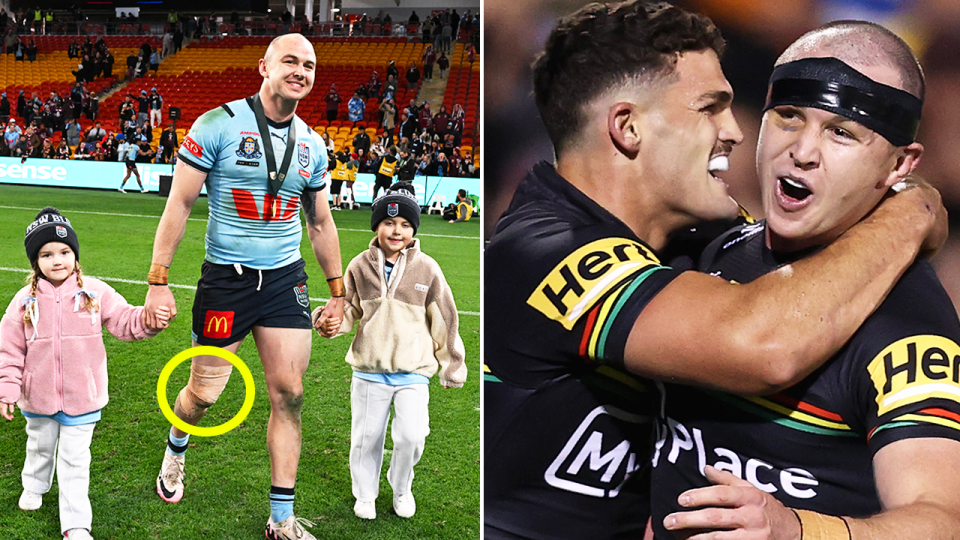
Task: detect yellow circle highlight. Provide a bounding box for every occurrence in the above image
[156,346,255,437]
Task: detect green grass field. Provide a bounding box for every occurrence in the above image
[0,184,481,539]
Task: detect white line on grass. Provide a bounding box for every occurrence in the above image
[0,206,478,239]
[0,267,480,316]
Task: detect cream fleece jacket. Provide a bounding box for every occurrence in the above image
[335,237,467,388]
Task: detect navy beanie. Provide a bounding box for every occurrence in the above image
[371,182,421,234]
[24,207,80,263]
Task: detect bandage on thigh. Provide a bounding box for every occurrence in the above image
[175,363,233,418]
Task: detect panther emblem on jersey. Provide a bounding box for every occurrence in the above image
[297,141,310,168]
[236,136,262,159]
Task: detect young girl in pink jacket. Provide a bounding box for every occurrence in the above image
[0,207,170,540]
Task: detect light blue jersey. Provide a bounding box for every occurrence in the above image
[178,97,329,269]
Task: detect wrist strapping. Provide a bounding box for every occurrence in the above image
[327,276,345,297]
[148,263,170,285]
[792,509,852,540]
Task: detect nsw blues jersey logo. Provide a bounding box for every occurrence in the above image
[298,141,310,168]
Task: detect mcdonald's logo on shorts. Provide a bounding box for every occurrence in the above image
[203,310,235,339]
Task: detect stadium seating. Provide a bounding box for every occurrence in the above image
[2,34,479,169]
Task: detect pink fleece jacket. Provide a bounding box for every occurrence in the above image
[0,273,155,416]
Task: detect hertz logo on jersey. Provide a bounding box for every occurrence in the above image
[527,238,660,330]
[867,335,960,416]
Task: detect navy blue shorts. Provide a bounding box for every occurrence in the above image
[191,259,312,346]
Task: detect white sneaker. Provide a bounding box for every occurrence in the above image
[141,187,149,193]
[118,188,126,193]
[354,499,376,520]
[156,451,185,503]
[264,515,317,540]
[18,489,41,511]
[393,492,416,518]
[64,529,93,539]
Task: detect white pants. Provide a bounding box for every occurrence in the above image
[350,377,430,502]
[22,417,96,533]
[150,109,161,128]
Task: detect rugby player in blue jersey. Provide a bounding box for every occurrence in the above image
[143,33,343,540]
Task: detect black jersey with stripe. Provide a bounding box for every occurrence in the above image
[484,162,683,539]
[650,221,960,539]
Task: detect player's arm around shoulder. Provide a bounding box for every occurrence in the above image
[625,186,946,397]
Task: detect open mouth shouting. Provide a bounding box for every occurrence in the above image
[776,174,813,210]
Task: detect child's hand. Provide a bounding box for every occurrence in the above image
[320,317,341,338]
[312,306,341,338]
[146,306,171,332]
[0,401,16,421]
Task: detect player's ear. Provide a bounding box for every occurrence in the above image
[608,102,640,158]
[258,58,268,77]
[883,141,923,188]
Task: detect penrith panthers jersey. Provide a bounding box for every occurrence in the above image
[484,162,684,539]
[651,221,960,539]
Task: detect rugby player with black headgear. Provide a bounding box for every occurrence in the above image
[483,2,948,539]
[656,20,960,540]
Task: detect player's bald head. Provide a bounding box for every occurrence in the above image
[263,33,315,64]
[776,20,924,99]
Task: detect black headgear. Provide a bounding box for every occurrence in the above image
[24,207,80,263]
[371,182,421,235]
[764,57,922,146]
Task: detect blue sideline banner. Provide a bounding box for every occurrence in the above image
[0,157,482,209]
[0,156,186,192]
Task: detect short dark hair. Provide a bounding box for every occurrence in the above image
[533,1,724,154]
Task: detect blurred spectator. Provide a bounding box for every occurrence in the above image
[405,63,420,90]
[3,30,15,55]
[423,46,436,81]
[162,30,173,58]
[324,84,342,121]
[387,60,399,81]
[24,38,36,62]
[68,39,80,59]
[379,99,397,145]
[126,50,137,80]
[408,11,419,25]
[347,92,364,122]
[103,49,115,78]
[321,132,335,155]
[432,104,450,138]
[4,119,22,147]
[437,52,449,79]
[39,138,55,159]
[418,101,432,132]
[173,26,184,54]
[0,93,9,124]
[150,50,160,73]
[56,140,71,159]
[368,71,381,99]
[86,121,106,143]
[64,118,81,147]
[353,129,371,155]
[148,88,163,128]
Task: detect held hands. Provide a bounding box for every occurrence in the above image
[311,304,342,338]
[144,306,172,332]
[144,284,177,329]
[0,401,15,421]
[663,466,801,540]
